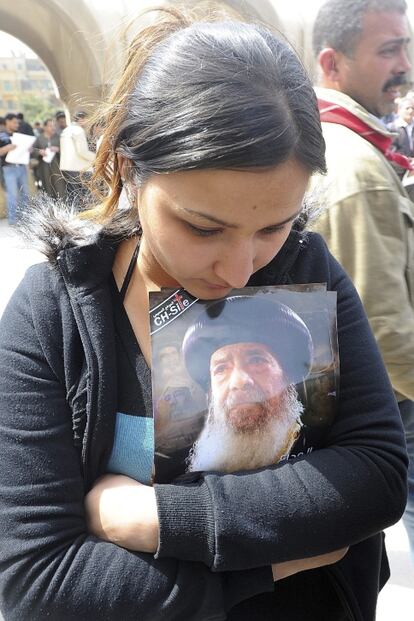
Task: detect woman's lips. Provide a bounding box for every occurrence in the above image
[202,280,230,290]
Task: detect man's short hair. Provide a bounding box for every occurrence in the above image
[313,0,407,57]
[4,113,17,122]
[55,111,66,120]
[182,296,313,391]
[16,112,24,120]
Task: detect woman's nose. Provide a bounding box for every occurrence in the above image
[213,241,254,289]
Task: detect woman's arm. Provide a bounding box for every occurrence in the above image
[0,267,273,621]
[85,472,349,577]
[153,261,407,571]
[84,249,404,575]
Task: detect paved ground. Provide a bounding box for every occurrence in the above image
[0,218,413,617]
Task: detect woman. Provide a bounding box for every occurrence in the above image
[0,8,407,621]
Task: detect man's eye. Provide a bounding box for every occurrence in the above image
[213,364,228,375]
[380,47,398,56]
[248,355,268,365]
[187,223,223,237]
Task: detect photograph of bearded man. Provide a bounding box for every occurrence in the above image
[182,296,313,473]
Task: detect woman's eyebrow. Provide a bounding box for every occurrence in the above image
[178,206,238,227]
[178,205,302,228]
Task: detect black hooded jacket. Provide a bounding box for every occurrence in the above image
[0,200,408,620]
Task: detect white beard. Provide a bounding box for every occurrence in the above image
[187,385,303,473]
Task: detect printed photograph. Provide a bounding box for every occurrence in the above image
[150,285,338,483]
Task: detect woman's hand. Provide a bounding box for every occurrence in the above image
[84,474,159,553]
[272,547,349,581]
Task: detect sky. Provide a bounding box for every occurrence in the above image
[0,32,36,58]
[0,0,326,58]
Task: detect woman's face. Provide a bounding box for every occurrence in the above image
[137,158,310,299]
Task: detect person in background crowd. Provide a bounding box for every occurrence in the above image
[54,110,67,136]
[382,91,400,125]
[31,118,66,200]
[0,117,5,191]
[59,110,95,205]
[0,7,407,621]
[311,0,414,564]
[33,121,43,137]
[389,95,414,161]
[0,112,29,225]
[16,112,34,136]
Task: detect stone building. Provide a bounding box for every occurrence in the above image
[0,54,59,117]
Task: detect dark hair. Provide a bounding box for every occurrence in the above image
[4,113,17,122]
[43,118,53,127]
[55,111,66,120]
[16,112,24,120]
[313,0,407,57]
[92,9,326,219]
[0,117,5,125]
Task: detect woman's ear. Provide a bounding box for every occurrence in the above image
[117,155,138,208]
[117,154,129,184]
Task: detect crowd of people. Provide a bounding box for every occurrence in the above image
[0,1,413,620]
[382,90,414,200]
[0,109,96,224]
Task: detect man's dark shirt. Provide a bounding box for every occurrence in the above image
[0,131,12,167]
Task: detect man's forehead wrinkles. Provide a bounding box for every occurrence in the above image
[211,353,230,364]
[211,343,272,363]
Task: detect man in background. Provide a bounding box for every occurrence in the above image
[0,113,29,225]
[16,112,34,136]
[54,111,67,136]
[0,117,5,190]
[389,95,414,160]
[59,110,95,206]
[311,0,414,561]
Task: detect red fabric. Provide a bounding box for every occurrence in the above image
[318,98,414,171]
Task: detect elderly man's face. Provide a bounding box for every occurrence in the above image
[209,342,288,433]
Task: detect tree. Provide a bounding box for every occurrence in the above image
[15,94,63,125]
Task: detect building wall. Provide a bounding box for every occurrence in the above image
[0,55,58,116]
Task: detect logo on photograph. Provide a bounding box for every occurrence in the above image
[150,290,198,334]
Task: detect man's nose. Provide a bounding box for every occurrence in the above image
[397,48,411,74]
[228,365,254,390]
[213,241,254,289]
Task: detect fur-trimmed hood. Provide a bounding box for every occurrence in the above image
[19,193,140,267]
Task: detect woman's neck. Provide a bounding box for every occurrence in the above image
[137,237,179,292]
